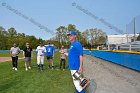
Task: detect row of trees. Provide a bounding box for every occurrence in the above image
[0,24,113,50]
[49,24,107,48]
[0,26,46,50]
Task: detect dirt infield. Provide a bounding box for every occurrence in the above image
[83,55,140,93]
[0,57,12,62]
[0,57,23,63]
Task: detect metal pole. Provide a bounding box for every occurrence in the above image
[126,24,128,43]
[134,17,136,41]
[107,38,110,51]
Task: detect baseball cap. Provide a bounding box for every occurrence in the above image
[67,31,77,36]
[39,42,43,44]
[48,42,51,44]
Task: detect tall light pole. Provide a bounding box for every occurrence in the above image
[126,24,128,43]
[134,17,136,41]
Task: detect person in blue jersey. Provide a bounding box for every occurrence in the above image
[45,42,55,69]
[64,31,85,93]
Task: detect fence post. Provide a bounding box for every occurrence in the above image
[129,44,131,51]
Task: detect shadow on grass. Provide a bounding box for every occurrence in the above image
[0,80,20,92]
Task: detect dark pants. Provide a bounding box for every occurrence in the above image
[38,64,44,70]
[12,56,18,68]
[60,59,66,69]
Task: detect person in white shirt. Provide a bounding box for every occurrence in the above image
[59,45,66,70]
[36,42,46,71]
[10,43,20,71]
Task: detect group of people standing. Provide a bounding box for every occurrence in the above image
[10,42,66,71]
[10,30,85,93]
[36,42,55,71]
[10,42,34,71]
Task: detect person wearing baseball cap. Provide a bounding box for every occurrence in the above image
[65,30,85,93]
[67,30,77,36]
[36,42,46,71]
[45,42,55,69]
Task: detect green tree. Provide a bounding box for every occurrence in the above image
[0,26,8,49]
[8,27,17,37]
[67,24,76,31]
[56,26,68,48]
[55,24,87,48]
[0,26,46,50]
[82,28,107,48]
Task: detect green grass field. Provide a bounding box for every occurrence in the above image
[0,52,23,57]
[0,52,75,93]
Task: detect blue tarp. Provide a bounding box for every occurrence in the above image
[91,50,140,71]
[83,50,91,55]
[0,50,10,52]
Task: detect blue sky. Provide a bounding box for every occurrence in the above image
[0,0,140,40]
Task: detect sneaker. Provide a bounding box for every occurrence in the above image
[15,68,18,71]
[12,67,15,70]
[28,67,31,69]
[25,68,28,71]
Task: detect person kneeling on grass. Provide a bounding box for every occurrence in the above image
[23,43,33,71]
[10,43,20,71]
[59,45,66,71]
[36,42,46,71]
